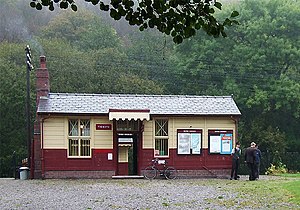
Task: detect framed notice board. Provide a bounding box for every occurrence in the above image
[177,129,202,155]
[208,130,233,155]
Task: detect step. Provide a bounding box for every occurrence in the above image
[112,175,144,179]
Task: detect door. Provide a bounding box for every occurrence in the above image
[117,133,138,175]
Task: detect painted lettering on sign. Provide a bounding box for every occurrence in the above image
[96,124,112,130]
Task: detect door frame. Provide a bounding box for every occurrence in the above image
[113,119,143,175]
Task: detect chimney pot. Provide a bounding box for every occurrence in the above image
[40,56,46,68]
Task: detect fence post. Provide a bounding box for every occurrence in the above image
[12,151,16,179]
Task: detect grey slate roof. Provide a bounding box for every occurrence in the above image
[37,93,241,116]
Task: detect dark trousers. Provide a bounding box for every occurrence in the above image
[254,163,260,179]
[231,158,239,179]
[247,162,256,181]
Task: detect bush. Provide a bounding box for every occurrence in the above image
[265,162,288,175]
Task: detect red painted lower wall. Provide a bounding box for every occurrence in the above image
[140,149,231,170]
[43,148,232,178]
[118,163,129,175]
[43,149,115,171]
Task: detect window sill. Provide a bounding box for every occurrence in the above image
[67,156,91,159]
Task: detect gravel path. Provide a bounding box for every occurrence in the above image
[0,176,298,210]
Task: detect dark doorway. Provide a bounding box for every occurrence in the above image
[117,133,138,175]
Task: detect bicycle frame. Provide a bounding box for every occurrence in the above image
[143,158,178,180]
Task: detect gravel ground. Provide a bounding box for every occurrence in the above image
[0,175,298,210]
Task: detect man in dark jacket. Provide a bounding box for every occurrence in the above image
[230,142,241,180]
[254,145,262,179]
[244,142,257,181]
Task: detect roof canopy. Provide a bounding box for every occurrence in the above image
[37,93,241,117]
[109,109,150,121]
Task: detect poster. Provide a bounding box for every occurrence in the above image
[191,133,201,154]
[209,135,221,153]
[220,134,232,154]
[178,133,191,154]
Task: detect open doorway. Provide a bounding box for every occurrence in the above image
[117,133,138,175]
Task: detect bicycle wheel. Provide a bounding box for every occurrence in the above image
[143,166,157,179]
[164,167,178,180]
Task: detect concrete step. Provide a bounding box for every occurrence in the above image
[112,175,144,179]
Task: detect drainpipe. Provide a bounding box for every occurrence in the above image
[230,115,240,143]
[202,117,217,178]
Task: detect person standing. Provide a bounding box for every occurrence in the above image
[230,142,241,180]
[254,145,262,180]
[244,142,257,181]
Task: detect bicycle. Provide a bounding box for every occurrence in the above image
[143,158,178,180]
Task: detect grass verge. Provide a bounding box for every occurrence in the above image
[278,173,300,205]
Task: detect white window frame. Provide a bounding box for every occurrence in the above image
[154,119,169,157]
[68,119,91,158]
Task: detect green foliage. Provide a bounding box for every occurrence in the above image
[265,162,288,175]
[0,42,30,176]
[39,10,122,51]
[171,0,300,161]
[29,0,239,43]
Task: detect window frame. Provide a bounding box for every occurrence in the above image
[68,119,91,158]
[154,119,169,157]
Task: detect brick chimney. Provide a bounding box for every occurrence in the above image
[32,55,50,179]
[36,55,50,105]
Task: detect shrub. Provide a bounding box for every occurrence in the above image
[265,162,288,175]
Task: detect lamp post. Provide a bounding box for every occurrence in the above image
[25,45,33,170]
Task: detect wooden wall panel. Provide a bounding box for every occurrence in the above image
[118,147,128,163]
[94,117,113,149]
[43,149,115,171]
[43,118,66,149]
[143,120,153,149]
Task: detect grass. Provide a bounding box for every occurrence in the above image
[277,173,300,178]
[202,175,300,209]
[278,173,300,205]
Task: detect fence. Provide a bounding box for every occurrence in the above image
[239,151,300,175]
[0,151,27,178]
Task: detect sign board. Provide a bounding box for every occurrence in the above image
[118,138,133,143]
[209,130,233,154]
[177,129,202,155]
[96,124,112,130]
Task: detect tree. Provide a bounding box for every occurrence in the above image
[168,0,300,167]
[29,0,239,44]
[39,9,122,51]
[0,42,29,177]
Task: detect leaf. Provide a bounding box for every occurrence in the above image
[30,2,36,8]
[36,3,43,10]
[173,35,183,44]
[231,11,239,18]
[214,2,222,10]
[100,2,109,11]
[91,0,100,5]
[71,4,77,11]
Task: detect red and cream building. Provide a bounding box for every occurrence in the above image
[32,56,241,179]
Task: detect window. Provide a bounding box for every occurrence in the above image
[116,120,139,131]
[154,119,168,156]
[68,119,91,157]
